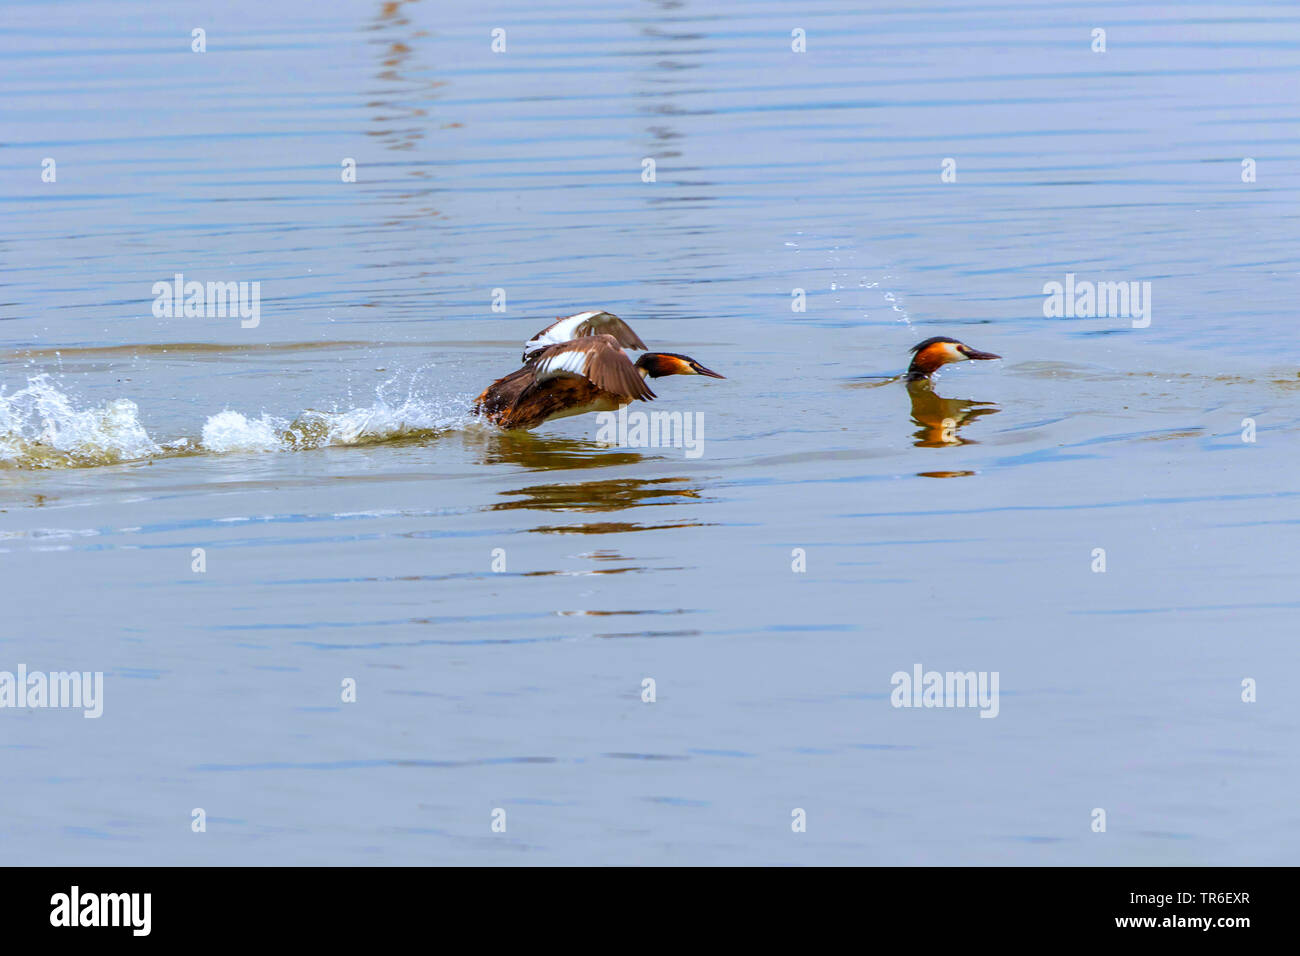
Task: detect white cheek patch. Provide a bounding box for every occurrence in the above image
[941,342,969,362]
[535,349,590,381]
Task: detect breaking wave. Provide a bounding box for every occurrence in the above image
[0,373,471,470]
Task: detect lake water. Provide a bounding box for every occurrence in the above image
[2,0,1297,865]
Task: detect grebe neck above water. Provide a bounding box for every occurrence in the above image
[906,336,1001,381]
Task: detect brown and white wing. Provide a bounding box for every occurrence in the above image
[522,311,648,361]
[529,334,655,402]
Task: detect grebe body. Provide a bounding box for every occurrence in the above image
[476,329,722,431]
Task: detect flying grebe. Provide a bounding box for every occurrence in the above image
[475,317,723,431]
[906,337,1001,381]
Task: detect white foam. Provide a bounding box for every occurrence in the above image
[201,410,284,453]
[0,374,161,468]
[282,393,469,449]
[0,369,472,470]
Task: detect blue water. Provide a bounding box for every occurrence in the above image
[1,0,1297,864]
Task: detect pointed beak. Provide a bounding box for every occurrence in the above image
[962,348,1000,361]
[694,365,725,379]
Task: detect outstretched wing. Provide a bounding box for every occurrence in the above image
[528,334,656,402]
[522,311,648,361]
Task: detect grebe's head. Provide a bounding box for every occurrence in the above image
[635,352,725,379]
[906,337,1000,380]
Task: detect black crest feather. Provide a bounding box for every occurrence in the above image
[909,336,960,353]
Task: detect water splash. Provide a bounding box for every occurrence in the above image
[200,410,283,454]
[0,371,472,470]
[0,374,164,469]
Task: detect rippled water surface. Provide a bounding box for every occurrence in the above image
[2,0,1298,864]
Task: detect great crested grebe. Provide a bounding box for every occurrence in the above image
[475,315,723,431]
[906,336,1001,381]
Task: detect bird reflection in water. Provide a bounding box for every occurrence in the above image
[467,427,647,471]
[463,428,708,534]
[907,378,1000,448]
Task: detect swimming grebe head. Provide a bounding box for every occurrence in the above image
[635,352,725,379]
[906,337,1000,380]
